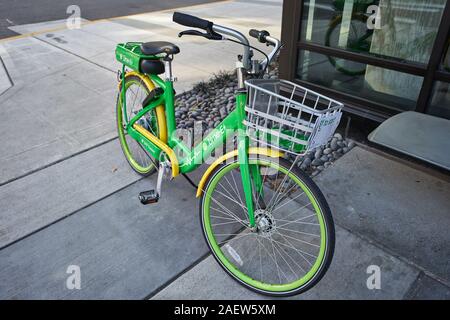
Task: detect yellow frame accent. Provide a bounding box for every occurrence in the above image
[133,123,180,178]
[119,71,168,143]
[196,147,283,197]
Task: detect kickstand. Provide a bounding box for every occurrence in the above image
[182,173,198,189]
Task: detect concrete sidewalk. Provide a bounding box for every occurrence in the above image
[152,147,450,300]
[1,0,449,300]
[0,0,282,185]
[0,0,283,249]
[153,225,419,300]
[0,0,281,183]
[1,146,448,299]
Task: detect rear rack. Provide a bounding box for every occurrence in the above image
[115,42,160,72]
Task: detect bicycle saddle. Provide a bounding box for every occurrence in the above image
[140,41,180,56]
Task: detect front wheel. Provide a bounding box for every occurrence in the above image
[200,156,335,296]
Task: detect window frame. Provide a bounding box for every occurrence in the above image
[279,0,450,120]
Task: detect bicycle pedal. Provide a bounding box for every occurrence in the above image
[138,190,159,205]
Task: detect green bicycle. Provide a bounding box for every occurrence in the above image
[115,12,343,296]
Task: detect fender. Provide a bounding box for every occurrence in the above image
[119,71,168,143]
[196,147,283,197]
[133,123,179,178]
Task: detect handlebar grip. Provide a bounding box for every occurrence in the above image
[249,29,270,43]
[173,12,212,30]
[249,29,260,39]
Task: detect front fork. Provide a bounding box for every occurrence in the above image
[235,81,263,228]
[238,134,266,230]
[237,133,255,228]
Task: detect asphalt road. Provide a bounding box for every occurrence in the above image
[0,0,220,39]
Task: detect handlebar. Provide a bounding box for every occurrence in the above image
[172,12,281,74]
[212,24,251,69]
[173,12,212,30]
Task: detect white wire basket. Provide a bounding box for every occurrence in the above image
[243,79,344,156]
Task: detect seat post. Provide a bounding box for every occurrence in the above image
[163,55,175,82]
[236,61,246,89]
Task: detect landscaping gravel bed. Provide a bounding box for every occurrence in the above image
[288,133,355,176]
[174,71,241,130]
[173,68,355,176]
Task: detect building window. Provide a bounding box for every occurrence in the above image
[441,37,450,72]
[300,0,445,64]
[428,81,450,119]
[297,49,424,111]
[280,0,450,121]
[428,39,450,119]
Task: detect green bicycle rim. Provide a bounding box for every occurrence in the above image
[117,77,158,174]
[202,158,327,293]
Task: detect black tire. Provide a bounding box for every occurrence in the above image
[199,156,335,296]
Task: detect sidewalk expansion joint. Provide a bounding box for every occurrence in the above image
[32,35,116,74]
[0,173,145,252]
[402,271,426,299]
[148,219,450,300]
[0,55,14,96]
[333,221,450,288]
[0,136,118,188]
[144,250,213,300]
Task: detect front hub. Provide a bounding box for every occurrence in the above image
[254,209,276,238]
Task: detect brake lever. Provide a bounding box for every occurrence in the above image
[178,28,223,40]
[178,30,205,37]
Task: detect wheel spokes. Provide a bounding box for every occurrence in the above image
[206,160,325,287]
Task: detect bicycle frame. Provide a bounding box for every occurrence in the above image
[121,70,259,226]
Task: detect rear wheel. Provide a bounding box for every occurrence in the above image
[200,156,335,296]
[116,74,162,175]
